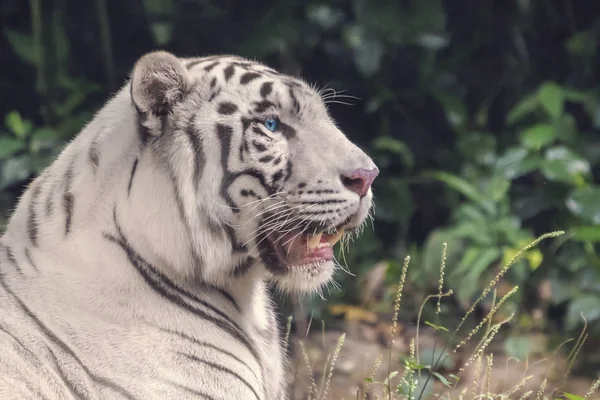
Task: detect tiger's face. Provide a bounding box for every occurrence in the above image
[131,52,378,293]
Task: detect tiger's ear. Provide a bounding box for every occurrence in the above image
[131,51,192,135]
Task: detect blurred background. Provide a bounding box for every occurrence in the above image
[1,0,599,397]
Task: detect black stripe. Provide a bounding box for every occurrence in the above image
[185,57,221,70]
[239,143,246,163]
[63,161,76,236]
[135,110,151,145]
[162,159,206,274]
[224,225,247,253]
[300,199,347,204]
[272,170,284,185]
[260,82,273,98]
[240,72,261,85]
[63,193,74,236]
[252,141,267,152]
[231,257,255,278]
[178,352,261,400]
[258,155,274,163]
[127,158,138,197]
[0,274,137,400]
[251,126,271,139]
[24,248,38,272]
[240,189,259,198]
[185,59,203,69]
[104,230,256,359]
[224,65,235,82]
[216,124,240,212]
[104,212,258,361]
[217,102,238,115]
[204,61,219,72]
[209,77,217,89]
[0,324,54,400]
[208,89,221,102]
[4,246,21,274]
[88,142,100,172]
[285,160,293,181]
[184,124,205,190]
[233,169,277,197]
[215,288,239,313]
[285,79,303,88]
[27,184,41,247]
[253,100,275,114]
[288,86,300,115]
[159,327,259,381]
[241,117,252,132]
[45,185,54,217]
[280,122,297,139]
[49,349,93,400]
[163,380,214,399]
[232,61,254,69]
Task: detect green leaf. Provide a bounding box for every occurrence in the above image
[30,128,58,153]
[424,321,449,332]
[541,146,590,185]
[566,295,600,330]
[306,4,344,30]
[0,154,33,190]
[4,29,36,65]
[572,226,600,242]
[432,372,452,388]
[150,22,173,46]
[433,92,467,129]
[0,137,26,160]
[538,81,565,120]
[507,92,539,125]
[486,174,511,202]
[428,171,494,214]
[372,136,414,167]
[495,147,542,179]
[343,24,383,77]
[453,247,501,301]
[519,123,557,150]
[4,111,32,139]
[420,347,454,369]
[421,229,465,284]
[371,178,412,223]
[561,393,584,400]
[566,186,600,224]
[503,335,530,360]
[562,88,589,103]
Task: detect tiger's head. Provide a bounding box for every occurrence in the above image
[130,51,378,293]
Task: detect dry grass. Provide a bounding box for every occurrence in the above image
[292,231,600,400]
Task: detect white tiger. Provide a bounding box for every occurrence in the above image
[0,51,378,399]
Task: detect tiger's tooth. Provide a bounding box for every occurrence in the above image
[326,228,345,246]
[307,233,322,250]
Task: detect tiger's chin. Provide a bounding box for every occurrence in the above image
[259,227,346,293]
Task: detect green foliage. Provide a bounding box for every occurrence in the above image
[1,0,600,373]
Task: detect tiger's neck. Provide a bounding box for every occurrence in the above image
[2,86,269,314]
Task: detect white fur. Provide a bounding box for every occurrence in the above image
[0,52,377,399]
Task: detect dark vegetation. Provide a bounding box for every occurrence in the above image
[1,0,599,384]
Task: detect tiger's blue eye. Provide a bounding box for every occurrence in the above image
[263,118,279,132]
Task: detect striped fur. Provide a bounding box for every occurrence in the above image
[0,51,377,399]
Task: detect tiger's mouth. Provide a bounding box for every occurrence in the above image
[260,221,349,270]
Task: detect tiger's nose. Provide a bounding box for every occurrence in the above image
[341,167,379,197]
